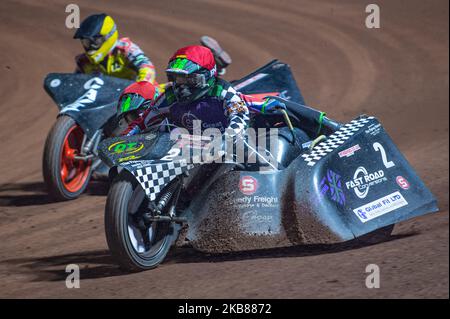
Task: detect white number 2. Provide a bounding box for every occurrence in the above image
[373,142,395,168]
[160,148,181,161]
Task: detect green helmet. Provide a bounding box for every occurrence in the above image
[117,81,158,122]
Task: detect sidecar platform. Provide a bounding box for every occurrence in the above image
[182,116,438,252]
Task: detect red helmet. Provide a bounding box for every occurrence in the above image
[117,81,158,120]
[166,45,217,103]
[168,45,217,72]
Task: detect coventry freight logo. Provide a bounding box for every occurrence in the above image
[346,166,387,199]
[320,169,346,205]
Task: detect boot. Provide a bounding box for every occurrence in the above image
[200,35,232,76]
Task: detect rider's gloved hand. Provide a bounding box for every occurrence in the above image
[261,98,286,114]
[123,125,141,136]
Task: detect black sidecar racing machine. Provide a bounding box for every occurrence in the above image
[98,60,438,271]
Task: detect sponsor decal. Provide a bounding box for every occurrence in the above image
[338,144,361,158]
[346,166,387,199]
[239,176,258,195]
[396,176,410,190]
[120,159,182,168]
[181,111,199,130]
[108,141,144,155]
[228,195,279,209]
[353,191,408,223]
[365,123,382,136]
[221,190,280,233]
[320,169,346,205]
[50,79,61,88]
[61,77,104,112]
[118,155,142,163]
[242,210,273,223]
[126,160,162,169]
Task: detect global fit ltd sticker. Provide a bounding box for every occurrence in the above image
[353,191,408,223]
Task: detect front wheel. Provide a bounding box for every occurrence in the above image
[42,116,92,200]
[105,170,175,271]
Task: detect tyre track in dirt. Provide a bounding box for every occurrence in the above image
[0,0,447,298]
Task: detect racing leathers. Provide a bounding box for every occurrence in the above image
[124,78,250,137]
[75,37,156,83]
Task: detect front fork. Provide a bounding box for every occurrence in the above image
[74,129,103,171]
[143,175,188,224]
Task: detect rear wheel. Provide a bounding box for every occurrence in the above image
[105,170,175,271]
[43,116,92,200]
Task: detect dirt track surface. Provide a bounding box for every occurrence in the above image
[0,0,448,298]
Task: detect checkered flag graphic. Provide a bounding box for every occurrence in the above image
[301,116,375,167]
[132,160,194,201]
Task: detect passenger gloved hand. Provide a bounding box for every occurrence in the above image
[261,98,286,114]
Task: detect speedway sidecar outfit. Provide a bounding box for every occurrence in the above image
[74,14,156,83]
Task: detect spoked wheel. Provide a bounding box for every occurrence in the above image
[43,116,92,200]
[105,170,175,271]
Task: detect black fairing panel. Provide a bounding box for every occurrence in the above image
[231,60,305,104]
[44,73,132,137]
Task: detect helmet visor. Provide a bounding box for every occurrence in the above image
[81,36,105,51]
[167,72,206,88]
[118,94,150,118]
